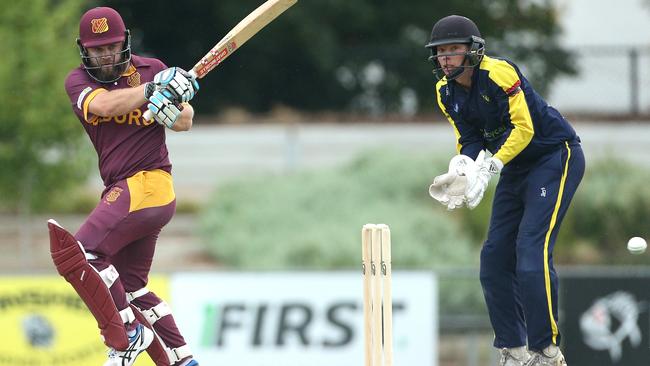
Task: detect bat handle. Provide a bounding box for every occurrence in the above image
[143,108,153,121]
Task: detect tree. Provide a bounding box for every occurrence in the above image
[0,0,91,213]
[104,0,575,116]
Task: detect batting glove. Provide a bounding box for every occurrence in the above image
[146,67,199,103]
[147,89,182,129]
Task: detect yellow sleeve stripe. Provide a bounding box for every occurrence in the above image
[481,56,534,164]
[436,78,462,154]
[82,88,108,122]
[494,91,534,164]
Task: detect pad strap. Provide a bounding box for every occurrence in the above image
[119,307,136,324]
[127,287,150,302]
[99,265,120,288]
[167,344,192,364]
[142,302,172,325]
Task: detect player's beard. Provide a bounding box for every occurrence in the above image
[96,64,122,82]
[89,54,127,83]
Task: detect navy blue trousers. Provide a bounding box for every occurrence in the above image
[479,142,585,351]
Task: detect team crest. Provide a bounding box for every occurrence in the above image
[104,187,123,204]
[127,72,141,87]
[91,18,109,34]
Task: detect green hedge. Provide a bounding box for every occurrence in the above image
[199,149,650,314]
[200,148,477,270]
[200,149,486,313]
[559,158,650,263]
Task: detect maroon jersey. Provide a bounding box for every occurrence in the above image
[64,54,172,187]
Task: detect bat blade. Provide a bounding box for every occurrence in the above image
[193,0,297,78]
[143,0,297,121]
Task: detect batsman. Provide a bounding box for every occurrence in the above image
[427,15,585,366]
[53,6,200,366]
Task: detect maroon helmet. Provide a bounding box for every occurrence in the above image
[76,7,132,83]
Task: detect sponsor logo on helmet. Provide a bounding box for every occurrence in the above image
[105,187,123,204]
[91,17,109,34]
[127,72,141,87]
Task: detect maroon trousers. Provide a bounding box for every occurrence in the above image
[75,170,187,352]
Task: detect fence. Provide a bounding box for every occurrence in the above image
[548,46,650,115]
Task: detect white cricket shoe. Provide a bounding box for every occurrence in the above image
[103,324,154,366]
[499,346,531,366]
[524,344,567,366]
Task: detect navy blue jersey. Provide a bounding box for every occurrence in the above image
[435,55,578,166]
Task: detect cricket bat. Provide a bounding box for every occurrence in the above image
[144,0,298,120]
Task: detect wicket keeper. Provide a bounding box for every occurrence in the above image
[427,15,585,366]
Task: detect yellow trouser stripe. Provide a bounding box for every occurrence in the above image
[543,142,571,344]
[126,169,175,213]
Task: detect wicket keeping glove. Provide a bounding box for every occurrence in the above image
[465,150,503,210]
[147,89,182,129]
[429,154,476,210]
[145,67,199,103]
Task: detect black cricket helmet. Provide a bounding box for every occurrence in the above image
[425,15,485,81]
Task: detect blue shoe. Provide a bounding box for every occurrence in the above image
[185,360,199,366]
[103,324,154,366]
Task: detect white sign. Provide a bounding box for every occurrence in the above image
[171,271,437,366]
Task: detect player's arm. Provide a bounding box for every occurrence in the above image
[88,84,148,117]
[170,103,194,132]
[488,61,534,165]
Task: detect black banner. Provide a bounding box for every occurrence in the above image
[561,274,650,366]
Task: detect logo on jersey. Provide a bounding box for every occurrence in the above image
[481,93,491,103]
[104,187,123,204]
[541,187,547,197]
[91,18,109,34]
[482,125,507,141]
[87,109,155,127]
[127,72,141,87]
